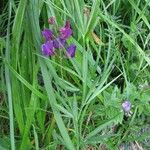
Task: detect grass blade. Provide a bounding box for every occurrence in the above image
[5,1,15,150]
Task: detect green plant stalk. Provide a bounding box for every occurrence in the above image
[5,1,15,150]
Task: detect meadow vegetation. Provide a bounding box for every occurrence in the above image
[0,0,150,149]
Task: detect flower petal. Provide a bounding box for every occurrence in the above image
[41,41,55,56]
[122,100,131,112]
[42,29,53,41]
[66,44,76,58]
[59,21,72,40]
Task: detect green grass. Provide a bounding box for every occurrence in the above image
[0,0,150,149]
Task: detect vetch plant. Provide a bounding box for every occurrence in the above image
[41,20,76,57]
[2,1,150,149]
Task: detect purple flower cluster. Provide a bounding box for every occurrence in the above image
[41,19,76,58]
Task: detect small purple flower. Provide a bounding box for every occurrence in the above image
[41,41,55,56]
[42,29,53,41]
[59,21,72,40]
[48,17,55,25]
[66,44,76,58]
[122,101,131,112]
[53,37,66,49]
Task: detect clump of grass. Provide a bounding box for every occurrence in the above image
[0,0,150,149]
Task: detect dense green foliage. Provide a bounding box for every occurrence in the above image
[0,0,150,149]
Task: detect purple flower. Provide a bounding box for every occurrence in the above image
[41,41,55,56]
[42,29,53,41]
[66,44,76,58]
[53,37,66,49]
[48,17,55,25]
[122,101,131,112]
[59,21,72,40]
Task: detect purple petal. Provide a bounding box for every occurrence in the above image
[53,37,66,49]
[64,21,70,28]
[59,21,72,40]
[41,41,55,56]
[122,101,131,112]
[42,29,53,41]
[66,44,76,58]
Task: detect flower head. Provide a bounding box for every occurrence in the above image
[42,29,53,41]
[59,21,72,40]
[122,100,131,112]
[41,20,75,58]
[53,37,66,49]
[41,41,55,56]
[66,44,76,58]
[48,17,55,25]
